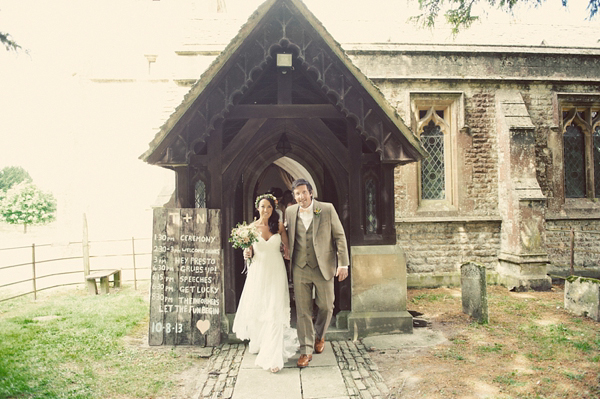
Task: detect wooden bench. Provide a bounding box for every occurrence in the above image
[86,269,121,294]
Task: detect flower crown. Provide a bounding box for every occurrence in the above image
[255,193,278,208]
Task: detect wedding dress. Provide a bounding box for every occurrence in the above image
[232,233,299,371]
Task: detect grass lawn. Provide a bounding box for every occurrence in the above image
[0,284,206,399]
[373,285,600,399]
[2,282,599,399]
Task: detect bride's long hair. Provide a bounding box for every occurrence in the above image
[256,195,280,234]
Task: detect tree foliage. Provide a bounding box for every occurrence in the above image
[0,182,57,232]
[413,0,600,33]
[0,166,32,193]
[0,31,20,52]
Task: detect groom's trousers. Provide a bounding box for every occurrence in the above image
[293,263,335,355]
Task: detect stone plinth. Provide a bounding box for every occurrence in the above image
[498,252,552,291]
[461,262,488,323]
[347,245,413,338]
[564,276,600,322]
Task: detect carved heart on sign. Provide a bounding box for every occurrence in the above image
[196,320,211,334]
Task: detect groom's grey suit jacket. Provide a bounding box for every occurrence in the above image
[286,199,349,281]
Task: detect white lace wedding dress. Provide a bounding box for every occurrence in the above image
[232,233,299,371]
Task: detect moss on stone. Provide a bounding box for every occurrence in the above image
[566,275,600,284]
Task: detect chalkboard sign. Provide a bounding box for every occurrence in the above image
[149,208,222,346]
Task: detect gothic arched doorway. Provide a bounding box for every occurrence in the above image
[221,118,350,315]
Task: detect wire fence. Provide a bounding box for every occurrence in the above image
[546,228,600,277]
[0,237,152,303]
[2,227,597,303]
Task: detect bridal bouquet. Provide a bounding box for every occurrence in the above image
[229,221,259,268]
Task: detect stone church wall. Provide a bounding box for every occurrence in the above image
[546,220,600,278]
[381,82,500,217]
[521,83,600,210]
[383,81,504,287]
[396,221,501,287]
[364,67,600,287]
[522,83,600,280]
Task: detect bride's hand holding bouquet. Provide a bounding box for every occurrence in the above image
[229,220,259,268]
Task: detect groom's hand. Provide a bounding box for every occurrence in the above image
[335,267,348,282]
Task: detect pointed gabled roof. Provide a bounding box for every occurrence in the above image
[140,0,426,165]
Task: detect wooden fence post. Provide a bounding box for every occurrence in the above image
[32,243,37,300]
[132,237,138,290]
[83,213,95,294]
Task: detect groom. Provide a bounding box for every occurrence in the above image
[286,178,349,368]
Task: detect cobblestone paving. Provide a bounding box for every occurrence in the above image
[193,341,390,399]
[194,343,245,399]
[332,340,390,399]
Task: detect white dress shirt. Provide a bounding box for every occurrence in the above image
[298,200,314,229]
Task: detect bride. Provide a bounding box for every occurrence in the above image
[232,193,299,373]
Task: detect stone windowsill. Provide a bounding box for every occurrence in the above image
[396,215,502,223]
[547,199,600,220]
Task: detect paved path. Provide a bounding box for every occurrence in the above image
[194,341,390,399]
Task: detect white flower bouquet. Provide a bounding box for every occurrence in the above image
[229,221,259,268]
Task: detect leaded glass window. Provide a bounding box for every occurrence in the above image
[420,120,445,200]
[561,104,600,200]
[411,95,461,210]
[365,178,377,234]
[195,180,206,208]
[563,123,586,198]
[594,126,600,198]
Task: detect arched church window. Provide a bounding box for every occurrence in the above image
[365,178,378,234]
[420,120,445,200]
[561,104,600,199]
[410,93,463,211]
[195,180,206,208]
[563,123,586,198]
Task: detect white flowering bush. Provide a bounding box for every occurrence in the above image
[0,182,57,232]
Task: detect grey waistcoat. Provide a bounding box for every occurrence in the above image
[293,219,318,269]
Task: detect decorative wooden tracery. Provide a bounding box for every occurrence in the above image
[143,0,422,167]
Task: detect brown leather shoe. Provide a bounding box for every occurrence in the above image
[314,338,325,354]
[297,354,312,368]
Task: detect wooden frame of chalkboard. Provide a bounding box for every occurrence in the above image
[148,208,223,346]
